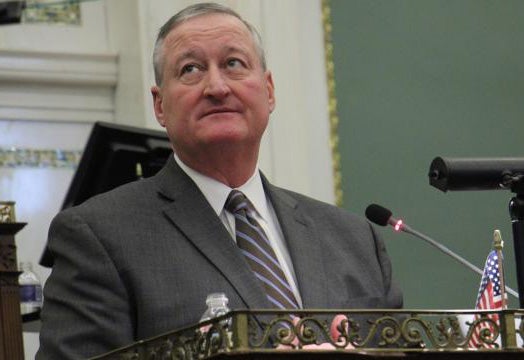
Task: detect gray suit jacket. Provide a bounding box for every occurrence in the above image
[37,156,402,359]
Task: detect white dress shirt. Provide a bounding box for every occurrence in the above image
[174,154,303,307]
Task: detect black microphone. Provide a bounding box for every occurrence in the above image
[366,204,405,230]
[365,203,519,299]
[429,157,524,192]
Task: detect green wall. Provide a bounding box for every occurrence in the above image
[330,0,524,309]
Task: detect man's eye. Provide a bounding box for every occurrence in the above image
[226,59,243,69]
[181,64,200,75]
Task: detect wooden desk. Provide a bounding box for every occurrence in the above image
[0,223,26,360]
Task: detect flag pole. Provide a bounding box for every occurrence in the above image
[493,230,507,310]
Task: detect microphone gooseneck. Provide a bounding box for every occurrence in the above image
[365,204,519,300]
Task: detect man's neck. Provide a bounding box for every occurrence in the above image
[175,146,259,188]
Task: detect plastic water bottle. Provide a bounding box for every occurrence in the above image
[18,262,43,315]
[198,292,232,348]
[198,293,232,351]
[200,293,231,325]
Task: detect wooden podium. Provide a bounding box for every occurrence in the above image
[0,222,26,360]
[91,309,524,360]
[193,351,524,359]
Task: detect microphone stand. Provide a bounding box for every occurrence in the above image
[399,222,520,299]
[509,177,524,308]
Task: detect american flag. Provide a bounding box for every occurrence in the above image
[468,250,504,348]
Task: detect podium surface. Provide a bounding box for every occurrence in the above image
[209,350,524,359]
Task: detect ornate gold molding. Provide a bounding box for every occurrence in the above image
[91,309,524,358]
[0,202,16,223]
[321,0,343,207]
[23,0,81,25]
[0,147,81,168]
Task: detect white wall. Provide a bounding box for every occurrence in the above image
[0,1,333,358]
[0,120,92,359]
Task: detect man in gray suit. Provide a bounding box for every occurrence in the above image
[37,3,402,359]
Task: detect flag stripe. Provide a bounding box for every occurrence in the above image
[468,250,503,348]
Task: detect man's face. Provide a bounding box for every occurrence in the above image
[152,13,275,160]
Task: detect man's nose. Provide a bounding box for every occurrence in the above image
[204,67,231,99]
[203,66,231,99]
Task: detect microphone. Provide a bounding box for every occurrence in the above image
[365,204,405,231]
[365,203,519,299]
[428,157,524,192]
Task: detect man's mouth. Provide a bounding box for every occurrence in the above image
[202,107,238,117]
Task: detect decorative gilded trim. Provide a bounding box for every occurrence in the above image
[0,147,81,168]
[321,0,343,207]
[23,0,81,25]
[0,202,16,223]
[91,309,524,359]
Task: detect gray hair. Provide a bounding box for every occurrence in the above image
[153,2,267,86]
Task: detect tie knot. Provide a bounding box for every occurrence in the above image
[225,190,252,214]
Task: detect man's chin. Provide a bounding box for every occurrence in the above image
[195,124,251,144]
[202,134,250,147]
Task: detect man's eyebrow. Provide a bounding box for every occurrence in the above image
[222,45,250,56]
[173,49,203,69]
[170,44,253,71]
[221,45,255,67]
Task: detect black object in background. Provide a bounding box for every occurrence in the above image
[40,122,172,267]
[0,1,25,25]
[429,157,524,192]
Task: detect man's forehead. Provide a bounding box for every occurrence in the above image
[162,13,258,65]
[166,13,252,44]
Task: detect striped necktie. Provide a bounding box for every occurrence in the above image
[225,190,299,309]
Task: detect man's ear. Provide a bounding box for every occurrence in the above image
[265,71,276,113]
[151,86,166,127]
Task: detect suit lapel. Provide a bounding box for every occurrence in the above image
[152,157,270,310]
[263,179,329,309]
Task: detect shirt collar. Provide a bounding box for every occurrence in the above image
[174,154,269,219]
